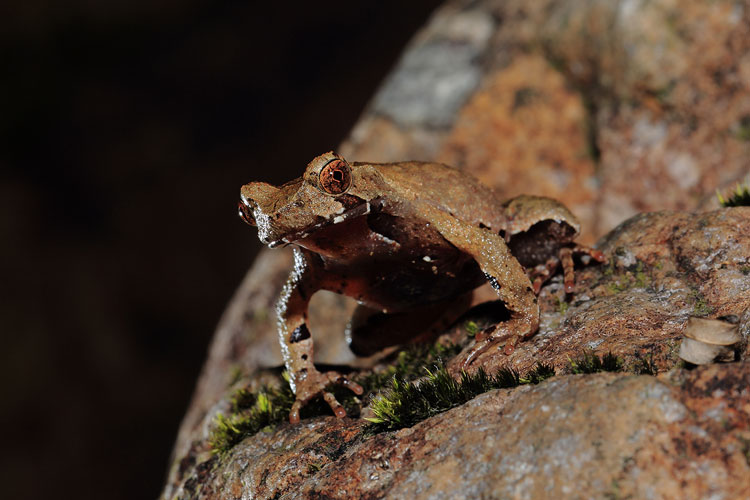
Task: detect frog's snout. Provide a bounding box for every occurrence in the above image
[238,199,256,226]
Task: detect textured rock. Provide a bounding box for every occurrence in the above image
[438,53,599,242]
[167,363,750,499]
[163,0,750,498]
[454,208,750,378]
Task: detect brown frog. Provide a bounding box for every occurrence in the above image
[239,152,605,423]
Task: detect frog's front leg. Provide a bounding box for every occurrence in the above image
[278,248,363,424]
[416,206,539,368]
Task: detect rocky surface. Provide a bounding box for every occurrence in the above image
[168,363,750,500]
[162,0,750,498]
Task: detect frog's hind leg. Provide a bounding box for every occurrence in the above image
[528,257,561,294]
[560,244,607,293]
[347,293,473,357]
[414,204,540,369]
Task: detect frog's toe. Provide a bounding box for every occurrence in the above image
[559,247,576,293]
[460,339,493,369]
[288,370,364,424]
[573,244,607,263]
[325,371,364,396]
[460,325,530,368]
[289,401,303,424]
[322,391,347,419]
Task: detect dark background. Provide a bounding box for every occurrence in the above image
[0,1,442,498]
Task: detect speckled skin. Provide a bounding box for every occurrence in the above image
[239,152,603,422]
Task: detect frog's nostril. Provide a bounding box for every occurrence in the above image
[238,201,256,226]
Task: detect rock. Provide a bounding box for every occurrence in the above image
[166,363,750,499]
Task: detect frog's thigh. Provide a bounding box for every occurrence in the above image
[348,293,473,356]
[417,205,538,328]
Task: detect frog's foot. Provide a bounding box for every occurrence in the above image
[289,369,364,424]
[560,245,607,293]
[528,257,562,294]
[459,323,530,369]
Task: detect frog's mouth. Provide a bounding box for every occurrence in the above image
[267,200,375,248]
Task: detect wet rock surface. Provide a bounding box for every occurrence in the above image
[163,0,750,498]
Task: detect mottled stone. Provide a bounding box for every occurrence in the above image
[461,208,750,377]
[438,54,598,243]
[167,363,750,500]
[371,8,495,129]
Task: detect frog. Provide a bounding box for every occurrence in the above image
[238,151,605,423]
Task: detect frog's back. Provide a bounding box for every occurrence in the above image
[362,161,506,232]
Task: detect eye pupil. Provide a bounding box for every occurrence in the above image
[319,159,351,194]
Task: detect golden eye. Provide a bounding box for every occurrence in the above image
[319,159,351,195]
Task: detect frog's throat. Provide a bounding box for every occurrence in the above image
[267,200,374,248]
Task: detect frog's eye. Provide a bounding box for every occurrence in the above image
[319,159,352,195]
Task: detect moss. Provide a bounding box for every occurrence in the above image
[740,265,750,276]
[606,261,650,293]
[365,362,555,433]
[512,86,541,112]
[229,386,256,412]
[653,81,676,105]
[209,340,463,454]
[633,262,648,288]
[365,347,662,434]
[739,437,750,468]
[357,341,464,394]
[464,320,480,338]
[210,384,296,455]
[632,354,658,376]
[717,182,750,207]
[555,295,570,315]
[733,115,750,142]
[569,351,622,374]
[227,365,244,387]
[521,362,556,384]
[690,289,712,317]
[607,280,627,294]
[307,463,323,474]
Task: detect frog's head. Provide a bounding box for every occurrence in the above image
[239,151,384,247]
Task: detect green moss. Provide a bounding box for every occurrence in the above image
[464,320,480,338]
[717,182,750,207]
[227,365,244,387]
[210,389,293,454]
[555,295,570,315]
[229,386,256,412]
[653,81,676,105]
[633,262,648,288]
[209,340,463,454]
[606,261,650,293]
[733,115,750,142]
[521,363,556,384]
[358,341,464,394]
[690,289,712,317]
[307,463,323,474]
[365,362,555,433]
[569,351,622,374]
[632,354,658,376]
[740,266,750,276]
[739,437,750,468]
